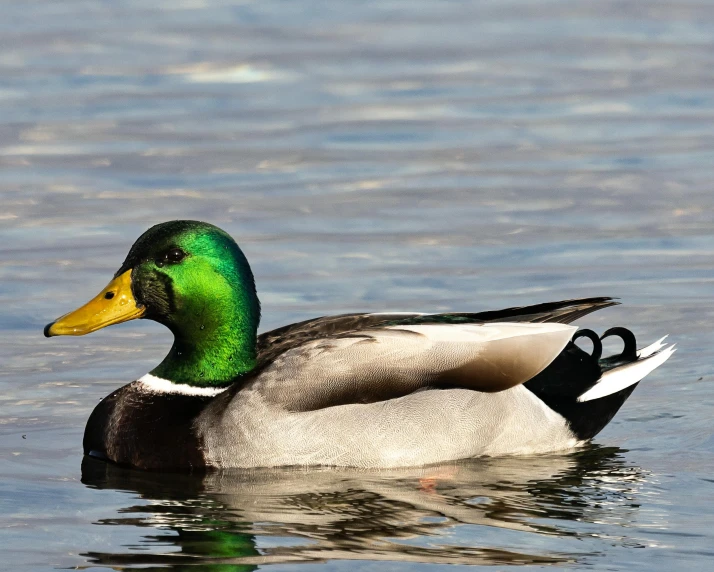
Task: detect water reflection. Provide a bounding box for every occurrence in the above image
[81,446,646,569]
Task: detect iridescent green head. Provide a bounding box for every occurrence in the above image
[45,220,261,387]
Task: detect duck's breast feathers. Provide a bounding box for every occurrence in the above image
[250,321,575,412]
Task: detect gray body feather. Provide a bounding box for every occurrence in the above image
[196,323,579,468]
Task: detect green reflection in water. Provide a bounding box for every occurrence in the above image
[80,445,647,569]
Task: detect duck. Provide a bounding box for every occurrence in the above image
[44,220,674,471]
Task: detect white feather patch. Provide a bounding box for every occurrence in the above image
[388,322,577,343]
[577,345,675,403]
[137,373,229,397]
[637,335,668,358]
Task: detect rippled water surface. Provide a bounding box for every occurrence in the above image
[2,0,714,570]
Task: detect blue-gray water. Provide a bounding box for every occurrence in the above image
[1,0,713,570]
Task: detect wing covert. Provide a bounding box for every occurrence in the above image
[251,322,576,411]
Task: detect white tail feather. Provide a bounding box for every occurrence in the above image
[577,344,675,403]
[638,335,669,358]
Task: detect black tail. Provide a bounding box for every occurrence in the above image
[524,328,640,441]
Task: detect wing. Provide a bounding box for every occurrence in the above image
[255,297,616,367]
[446,297,618,324]
[250,322,576,412]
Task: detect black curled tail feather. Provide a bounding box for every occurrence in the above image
[599,327,637,368]
[524,327,640,440]
[572,329,602,362]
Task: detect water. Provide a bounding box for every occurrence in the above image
[1,0,713,569]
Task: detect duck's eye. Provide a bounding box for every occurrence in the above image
[158,248,187,266]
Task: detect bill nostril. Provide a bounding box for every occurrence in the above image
[104,291,115,300]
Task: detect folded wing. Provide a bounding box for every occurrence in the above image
[252,322,576,411]
[255,297,616,367]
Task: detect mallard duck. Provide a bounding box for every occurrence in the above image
[45,220,674,471]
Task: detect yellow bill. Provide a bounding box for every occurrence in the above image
[44,269,145,337]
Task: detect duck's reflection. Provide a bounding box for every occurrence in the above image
[81,446,646,569]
